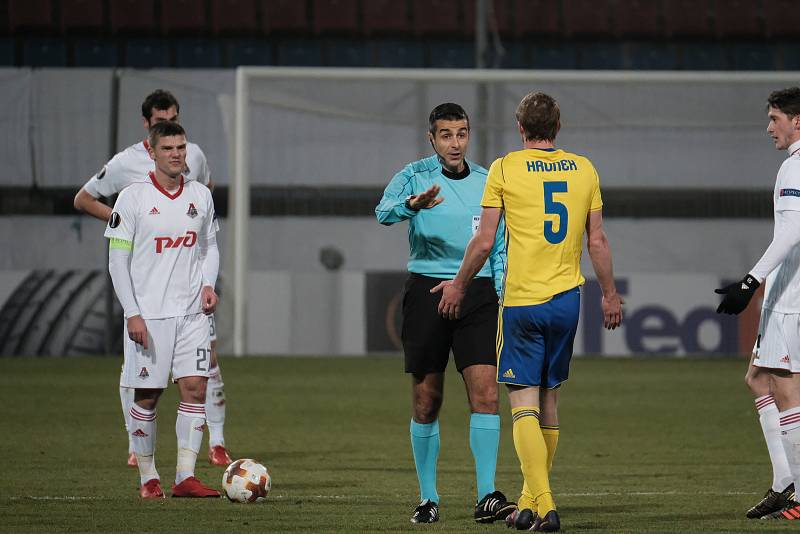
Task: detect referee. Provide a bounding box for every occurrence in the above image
[376,103,514,524]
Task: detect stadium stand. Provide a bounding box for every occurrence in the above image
[23,37,67,66]
[412,0,463,37]
[60,0,106,34]
[763,0,799,39]
[714,0,762,39]
[160,0,208,36]
[463,0,512,37]
[262,0,309,34]
[513,0,560,38]
[612,0,660,38]
[0,1,793,70]
[73,37,118,66]
[211,0,259,36]
[563,0,612,38]
[109,0,156,34]
[9,0,55,33]
[312,0,359,35]
[362,0,409,36]
[664,0,712,37]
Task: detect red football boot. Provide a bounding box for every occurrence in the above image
[139,479,165,499]
[208,445,233,466]
[171,476,221,498]
[127,453,138,467]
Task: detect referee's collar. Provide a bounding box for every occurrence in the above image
[440,160,470,180]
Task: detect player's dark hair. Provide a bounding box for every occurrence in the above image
[148,121,186,148]
[516,92,560,142]
[428,103,470,134]
[141,89,180,121]
[767,87,800,118]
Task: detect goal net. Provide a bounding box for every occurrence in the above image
[227,67,797,355]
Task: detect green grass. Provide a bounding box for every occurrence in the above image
[0,356,797,532]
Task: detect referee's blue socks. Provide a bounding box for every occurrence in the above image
[469,412,500,500]
[410,419,440,503]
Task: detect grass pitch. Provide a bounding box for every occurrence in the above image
[0,356,797,533]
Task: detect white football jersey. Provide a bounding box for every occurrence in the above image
[104,174,218,319]
[83,139,211,198]
[763,140,800,314]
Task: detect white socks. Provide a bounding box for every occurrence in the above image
[175,402,206,485]
[779,406,800,493]
[129,405,158,485]
[206,367,226,448]
[120,386,135,454]
[756,395,793,491]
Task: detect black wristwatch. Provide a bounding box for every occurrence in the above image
[405,195,420,211]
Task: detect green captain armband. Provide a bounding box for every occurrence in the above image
[109,237,133,251]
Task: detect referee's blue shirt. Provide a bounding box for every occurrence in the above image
[376,155,507,295]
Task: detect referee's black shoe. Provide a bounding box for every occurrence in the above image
[410,499,439,524]
[474,490,516,523]
[747,484,795,518]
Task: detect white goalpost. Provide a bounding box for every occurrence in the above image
[230,66,800,356]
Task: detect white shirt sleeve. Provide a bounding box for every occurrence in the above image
[85,152,129,198]
[103,188,137,242]
[199,189,220,287]
[750,209,800,281]
[108,248,140,318]
[195,145,212,186]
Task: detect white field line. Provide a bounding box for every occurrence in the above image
[8,490,759,502]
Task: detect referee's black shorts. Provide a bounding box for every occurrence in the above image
[401,273,499,375]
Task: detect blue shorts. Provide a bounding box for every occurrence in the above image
[497,287,580,389]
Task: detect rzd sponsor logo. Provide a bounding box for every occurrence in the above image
[154,231,197,253]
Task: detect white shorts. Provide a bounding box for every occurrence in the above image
[121,313,212,389]
[753,309,800,373]
[208,313,217,342]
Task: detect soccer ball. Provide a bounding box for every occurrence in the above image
[222,459,271,503]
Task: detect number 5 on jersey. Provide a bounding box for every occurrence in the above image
[544,181,568,244]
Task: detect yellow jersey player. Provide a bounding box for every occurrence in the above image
[434,92,623,532]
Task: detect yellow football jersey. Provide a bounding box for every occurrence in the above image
[482,148,602,306]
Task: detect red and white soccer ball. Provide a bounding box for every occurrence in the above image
[222,459,271,503]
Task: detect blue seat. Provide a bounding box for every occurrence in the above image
[325,40,370,67]
[73,39,118,67]
[372,40,424,68]
[497,41,526,69]
[0,39,15,66]
[682,42,726,70]
[427,40,474,68]
[23,38,67,67]
[225,39,272,67]
[629,42,678,70]
[731,43,775,71]
[175,39,222,68]
[531,43,577,69]
[277,39,324,66]
[780,43,800,70]
[124,39,170,68]
[580,42,623,69]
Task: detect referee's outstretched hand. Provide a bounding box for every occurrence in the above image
[408,185,444,210]
[431,280,465,320]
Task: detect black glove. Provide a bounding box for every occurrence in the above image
[715,274,760,315]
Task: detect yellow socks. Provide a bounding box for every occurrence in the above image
[541,425,560,472]
[511,406,556,515]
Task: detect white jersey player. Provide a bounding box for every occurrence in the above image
[106,121,220,498]
[74,89,232,469]
[715,87,800,520]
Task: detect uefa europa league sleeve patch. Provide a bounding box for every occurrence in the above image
[109,212,121,228]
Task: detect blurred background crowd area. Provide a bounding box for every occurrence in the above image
[2,0,799,70]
